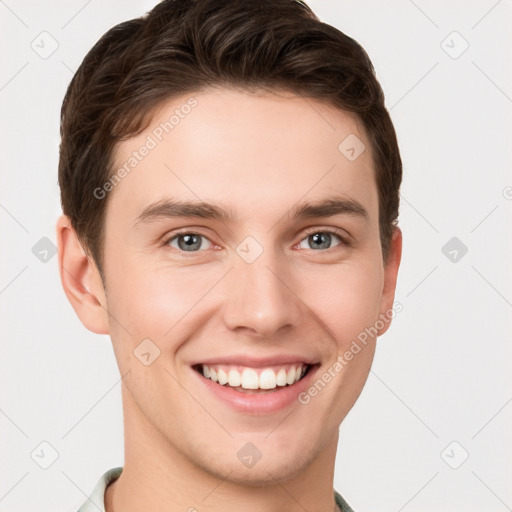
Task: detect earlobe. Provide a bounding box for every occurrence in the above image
[377,226,403,337]
[56,214,110,335]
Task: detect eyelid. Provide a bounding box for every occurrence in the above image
[296,226,352,251]
[161,226,352,253]
[162,228,218,252]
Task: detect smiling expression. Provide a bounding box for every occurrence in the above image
[93,86,400,485]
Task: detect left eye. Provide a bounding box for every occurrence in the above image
[167,233,213,252]
[297,231,344,251]
[164,230,347,253]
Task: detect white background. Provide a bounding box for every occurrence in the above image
[0,1,511,511]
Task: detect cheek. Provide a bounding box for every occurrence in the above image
[298,259,383,347]
[105,256,224,342]
[105,247,383,356]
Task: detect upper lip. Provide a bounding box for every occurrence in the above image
[191,354,320,368]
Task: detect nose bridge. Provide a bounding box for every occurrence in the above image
[221,238,302,337]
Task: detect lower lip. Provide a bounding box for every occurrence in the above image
[192,364,320,414]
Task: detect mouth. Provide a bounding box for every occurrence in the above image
[189,354,321,414]
[192,362,320,399]
[191,362,316,394]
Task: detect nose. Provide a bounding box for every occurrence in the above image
[221,251,302,338]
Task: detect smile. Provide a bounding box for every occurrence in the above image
[191,360,320,414]
[192,363,310,393]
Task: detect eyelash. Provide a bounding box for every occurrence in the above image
[161,227,352,255]
[300,227,351,250]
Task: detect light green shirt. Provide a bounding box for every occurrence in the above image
[77,467,355,512]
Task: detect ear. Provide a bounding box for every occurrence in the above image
[377,226,402,337]
[56,214,110,334]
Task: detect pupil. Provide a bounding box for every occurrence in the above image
[311,232,330,250]
[179,234,201,251]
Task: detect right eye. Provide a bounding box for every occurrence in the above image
[164,232,215,252]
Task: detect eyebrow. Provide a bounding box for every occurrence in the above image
[133,195,369,228]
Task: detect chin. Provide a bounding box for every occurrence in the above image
[195,443,317,488]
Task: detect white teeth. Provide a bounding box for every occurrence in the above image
[199,364,308,390]
[259,369,277,389]
[217,368,228,385]
[228,368,241,387]
[276,368,287,386]
[286,367,297,385]
[241,368,259,389]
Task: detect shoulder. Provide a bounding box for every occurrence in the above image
[76,467,123,512]
[334,488,357,512]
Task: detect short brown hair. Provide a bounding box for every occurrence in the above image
[58,0,402,279]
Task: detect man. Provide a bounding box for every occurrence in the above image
[56,0,402,510]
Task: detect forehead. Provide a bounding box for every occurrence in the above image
[107,87,378,228]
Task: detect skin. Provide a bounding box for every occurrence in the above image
[57,87,402,512]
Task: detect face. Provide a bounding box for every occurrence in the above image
[96,87,400,485]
